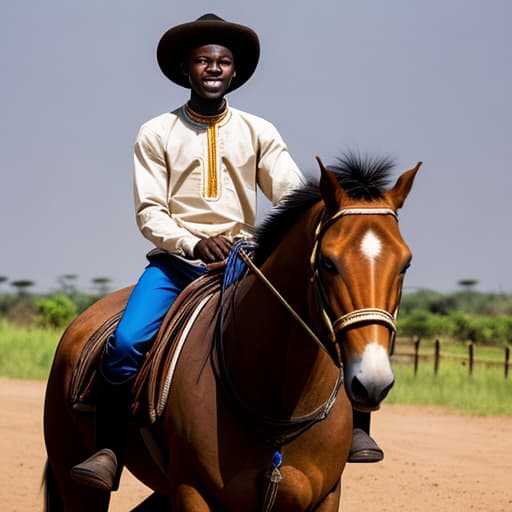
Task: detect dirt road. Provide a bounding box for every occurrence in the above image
[1,378,510,511]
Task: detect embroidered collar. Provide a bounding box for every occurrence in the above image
[185,102,230,125]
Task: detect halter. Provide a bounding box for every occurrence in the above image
[310,207,400,361]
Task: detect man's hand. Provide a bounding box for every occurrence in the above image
[193,235,233,263]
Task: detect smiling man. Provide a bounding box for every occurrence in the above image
[70,13,307,491]
[70,13,384,493]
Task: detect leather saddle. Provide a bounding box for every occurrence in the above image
[69,269,223,424]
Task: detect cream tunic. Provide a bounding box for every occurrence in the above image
[134,104,306,258]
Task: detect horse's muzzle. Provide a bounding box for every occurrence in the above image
[344,341,395,409]
[350,374,395,410]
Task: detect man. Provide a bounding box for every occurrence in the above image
[71,13,382,493]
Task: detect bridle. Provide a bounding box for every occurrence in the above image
[212,206,402,439]
[211,206,402,509]
[310,207,400,363]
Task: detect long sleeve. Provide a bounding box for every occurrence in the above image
[132,107,306,258]
[133,122,201,258]
[252,120,306,205]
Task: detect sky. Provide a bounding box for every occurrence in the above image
[1,0,511,294]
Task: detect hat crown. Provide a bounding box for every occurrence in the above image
[196,13,224,22]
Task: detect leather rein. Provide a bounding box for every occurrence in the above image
[212,205,399,445]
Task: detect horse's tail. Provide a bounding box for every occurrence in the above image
[43,461,63,512]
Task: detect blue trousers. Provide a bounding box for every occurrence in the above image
[103,254,207,382]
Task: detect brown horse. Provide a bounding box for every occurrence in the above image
[44,154,421,511]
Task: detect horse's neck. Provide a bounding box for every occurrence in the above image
[222,205,338,418]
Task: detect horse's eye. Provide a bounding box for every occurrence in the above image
[320,255,338,275]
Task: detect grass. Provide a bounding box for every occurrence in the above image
[1,323,511,415]
[0,321,62,380]
[388,339,512,415]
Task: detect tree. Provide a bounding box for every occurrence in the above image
[10,279,35,296]
[457,279,479,292]
[58,274,78,295]
[91,277,111,296]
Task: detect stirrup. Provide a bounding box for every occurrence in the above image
[347,428,384,463]
[70,448,118,491]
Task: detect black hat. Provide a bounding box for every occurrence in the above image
[157,13,260,92]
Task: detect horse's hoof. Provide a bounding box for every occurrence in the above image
[347,428,384,463]
[70,448,118,490]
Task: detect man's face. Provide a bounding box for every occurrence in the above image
[184,44,236,100]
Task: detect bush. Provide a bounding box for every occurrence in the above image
[398,309,512,346]
[450,312,512,345]
[397,310,455,338]
[5,296,36,326]
[36,294,77,329]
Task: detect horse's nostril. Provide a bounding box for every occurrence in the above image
[351,375,369,403]
[378,379,395,402]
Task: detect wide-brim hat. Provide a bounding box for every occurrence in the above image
[157,13,260,93]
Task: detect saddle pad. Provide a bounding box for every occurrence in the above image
[69,271,223,419]
[70,310,124,411]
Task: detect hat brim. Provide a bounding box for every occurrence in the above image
[157,19,260,93]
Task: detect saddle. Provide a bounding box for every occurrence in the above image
[69,268,223,424]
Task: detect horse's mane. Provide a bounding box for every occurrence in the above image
[254,153,395,264]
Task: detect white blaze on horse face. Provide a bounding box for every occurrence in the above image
[360,230,382,261]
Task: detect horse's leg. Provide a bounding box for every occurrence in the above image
[130,492,170,511]
[172,483,212,511]
[44,462,64,512]
[314,480,341,512]
[47,459,111,512]
[45,400,111,511]
[61,487,111,511]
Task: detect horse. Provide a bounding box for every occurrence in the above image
[43,153,421,511]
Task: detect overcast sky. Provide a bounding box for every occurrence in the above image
[2,0,511,294]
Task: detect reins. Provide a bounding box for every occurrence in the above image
[237,249,332,359]
[213,206,400,512]
[212,243,344,447]
[213,206,401,442]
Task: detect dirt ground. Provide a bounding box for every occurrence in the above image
[1,378,511,512]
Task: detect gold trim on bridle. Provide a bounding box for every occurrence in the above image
[310,207,400,348]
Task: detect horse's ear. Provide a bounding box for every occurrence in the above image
[387,161,422,210]
[317,156,346,214]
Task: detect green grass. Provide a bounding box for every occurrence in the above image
[0,321,62,380]
[387,360,512,415]
[388,338,512,415]
[1,323,511,416]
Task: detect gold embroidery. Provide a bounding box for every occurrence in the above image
[185,105,229,199]
[185,104,228,125]
[207,123,217,198]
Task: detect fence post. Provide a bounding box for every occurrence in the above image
[468,342,474,377]
[413,336,421,376]
[434,339,440,376]
[505,347,510,379]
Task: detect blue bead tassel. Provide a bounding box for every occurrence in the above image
[261,450,283,512]
[272,451,282,468]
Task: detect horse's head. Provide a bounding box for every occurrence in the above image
[311,155,421,411]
